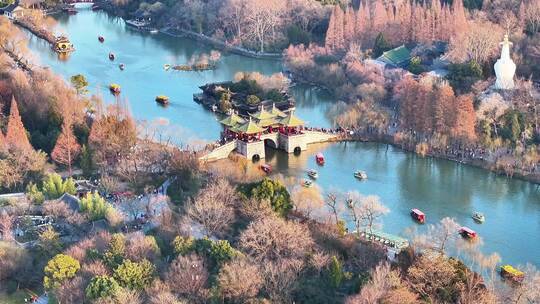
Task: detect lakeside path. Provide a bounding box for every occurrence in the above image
[159,27,282,60]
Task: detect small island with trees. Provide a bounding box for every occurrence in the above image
[194,72,294,114]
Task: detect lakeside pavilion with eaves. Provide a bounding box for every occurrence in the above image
[218,104,309,160]
[201,104,341,161]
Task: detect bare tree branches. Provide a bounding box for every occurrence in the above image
[345,191,389,236]
[239,215,314,263]
[186,178,236,237]
[217,258,263,302]
[165,253,209,302]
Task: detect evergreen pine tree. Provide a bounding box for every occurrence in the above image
[80,144,95,177]
[373,32,390,57]
[329,256,344,288]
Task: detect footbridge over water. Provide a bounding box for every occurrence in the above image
[200,131,341,162]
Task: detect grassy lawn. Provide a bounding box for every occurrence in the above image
[0,290,32,304]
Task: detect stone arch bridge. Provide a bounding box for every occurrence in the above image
[200,131,341,162]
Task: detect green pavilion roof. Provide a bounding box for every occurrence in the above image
[232,117,264,134]
[258,117,278,127]
[377,45,411,67]
[270,103,287,118]
[250,105,276,121]
[279,111,304,127]
[219,112,246,127]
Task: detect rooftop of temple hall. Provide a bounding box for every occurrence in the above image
[219,104,306,140]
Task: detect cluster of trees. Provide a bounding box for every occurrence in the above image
[213,72,288,111]
[284,43,393,101]
[394,77,477,141]
[3,168,539,303]
[1,16,204,200]
[325,0,467,52]
[0,18,89,189]
[0,97,47,191]
[283,0,540,164]
[109,0,331,52]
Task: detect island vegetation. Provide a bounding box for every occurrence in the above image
[170,50,221,71]
[195,71,293,114]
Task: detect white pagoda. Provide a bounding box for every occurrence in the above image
[494,34,516,90]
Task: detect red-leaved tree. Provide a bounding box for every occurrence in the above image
[5,96,32,151]
[51,121,81,175]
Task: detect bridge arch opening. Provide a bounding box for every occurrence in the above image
[293,147,302,155]
[264,138,278,149]
[252,154,260,162]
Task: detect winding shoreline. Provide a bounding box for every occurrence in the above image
[17,9,538,185]
[286,72,540,185]
[13,18,56,46]
[159,27,282,60]
[92,0,282,60]
[343,134,540,185]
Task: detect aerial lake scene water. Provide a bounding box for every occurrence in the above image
[24,7,540,268]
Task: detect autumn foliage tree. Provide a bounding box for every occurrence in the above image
[395,77,476,140]
[88,104,137,171]
[453,94,477,141]
[5,96,32,151]
[51,121,81,175]
[324,0,469,52]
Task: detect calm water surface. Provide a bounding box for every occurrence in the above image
[25,8,540,267]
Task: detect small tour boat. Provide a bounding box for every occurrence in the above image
[500,265,525,283]
[354,170,368,180]
[302,179,313,188]
[98,36,104,43]
[410,208,425,223]
[459,226,477,239]
[307,169,318,179]
[150,29,159,34]
[109,84,121,95]
[119,63,125,71]
[164,64,171,71]
[155,95,169,105]
[315,153,325,165]
[472,212,485,223]
[260,164,272,174]
[109,52,115,61]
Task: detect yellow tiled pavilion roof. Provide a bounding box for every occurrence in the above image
[219,112,246,127]
[270,103,287,118]
[257,117,278,127]
[250,105,276,121]
[232,117,264,134]
[279,111,304,127]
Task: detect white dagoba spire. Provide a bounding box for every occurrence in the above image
[494,33,516,90]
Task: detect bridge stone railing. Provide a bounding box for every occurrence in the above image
[199,140,237,162]
[303,131,340,144]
